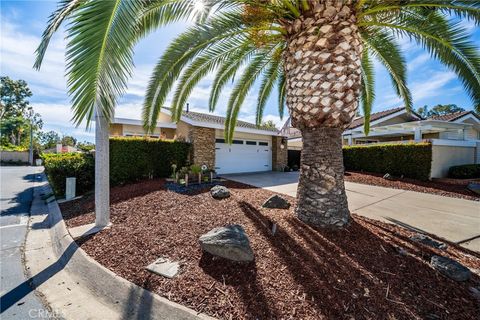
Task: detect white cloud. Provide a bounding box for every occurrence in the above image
[0,18,68,98]
[408,53,430,71]
[410,71,457,101]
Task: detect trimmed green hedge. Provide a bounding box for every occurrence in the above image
[343,142,432,180]
[109,137,190,185]
[43,138,190,196]
[42,153,95,196]
[448,164,480,179]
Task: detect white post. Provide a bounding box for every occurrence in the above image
[347,135,353,146]
[95,111,110,227]
[66,177,76,200]
[414,127,422,141]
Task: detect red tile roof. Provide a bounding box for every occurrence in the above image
[347,106,408,129]
[427,110,478,122]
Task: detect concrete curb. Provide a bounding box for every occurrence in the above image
[24,173,214,319]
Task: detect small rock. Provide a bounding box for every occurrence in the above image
[410,234,447,250]
[394,245,408,256]
[210,185,230,199]
[262,195,291,209]
[467,183,480,195]
[199,225,254,262]
[469,286,480,301]
[383,173,394,180]
[431,255,471,282]
[146,257,180,279]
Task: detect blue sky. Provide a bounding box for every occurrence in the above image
[1,1,479,142]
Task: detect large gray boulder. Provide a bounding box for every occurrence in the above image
[262,195,291,209]
[199,225,254,262]
[431,255,471,282]
[210,185,230,199]
[410,234,447,250]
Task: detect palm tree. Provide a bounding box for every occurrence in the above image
[37,0,479,228]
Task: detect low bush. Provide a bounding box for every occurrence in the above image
[343,142,432,180]
[43,138,190,196]
[42,153,95,196]
[448,164,480,179]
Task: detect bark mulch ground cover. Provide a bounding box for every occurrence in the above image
[60,179,480,320]
[344,171,479,201]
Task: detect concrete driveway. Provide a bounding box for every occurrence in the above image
[223,172,480,252]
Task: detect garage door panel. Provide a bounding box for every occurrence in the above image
[215,141,271,174]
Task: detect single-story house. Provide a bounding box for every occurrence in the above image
[109,108,287,174]
[281,107,480,178]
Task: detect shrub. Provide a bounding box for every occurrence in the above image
[43,138,190,197]
[42,153,94,196]
[109,137,190,185]
[343,142,432,180]
[448,164,480,179]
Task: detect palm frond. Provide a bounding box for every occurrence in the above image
[361,11,480,109]
[170,36,250,121]
[143,11,246,131]
[360,0,480,25]
[363,29,412,112]
[208,44,256,112]
[34,0,83,70]
[256,52,282,125]
[360,48,375,135]
[225,47,278,142]
[66,0,143,126]
[277,71,286,120]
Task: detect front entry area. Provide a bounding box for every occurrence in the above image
[214,138,272,174]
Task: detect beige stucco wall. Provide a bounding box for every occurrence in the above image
[110,124,123,136]
[214,129,273,143]
[431,145,476,178]
[176,121,192,142]
[121,124,162,136]
[1,151,29,163]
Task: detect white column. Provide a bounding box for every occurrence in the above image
[347,135,352,146]
[414,127,422,141]
[95,111,110,227]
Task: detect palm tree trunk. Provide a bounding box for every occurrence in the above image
[283,2,361,228]
[95,111,110,227]
[296,127,349,227]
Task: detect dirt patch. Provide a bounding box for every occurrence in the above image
[61,180,480,320]
[345,171,479,201]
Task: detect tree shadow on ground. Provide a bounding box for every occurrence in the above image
[237,201,478,320]
[199,252,279,319]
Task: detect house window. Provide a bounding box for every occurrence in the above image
[215,138,225,143]
[246,141,257,145]
[232,140,244,144]
[259,142,269,146]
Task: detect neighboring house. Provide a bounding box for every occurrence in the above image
[281,107,480,178]
[109,108,287,174]
[43,143,78,154]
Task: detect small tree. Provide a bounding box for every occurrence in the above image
[417,104,466,118]
[0,77,42,147]
[261,120,278,130]
[61,135,77,147]
[37,130,61,149]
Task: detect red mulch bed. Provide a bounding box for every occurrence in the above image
[345,171,479,201]
[60,180,480,320]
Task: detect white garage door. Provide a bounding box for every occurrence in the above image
[215,138,272,174]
